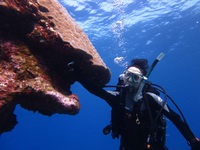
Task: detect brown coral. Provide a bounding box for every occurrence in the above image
[0,0,110,134]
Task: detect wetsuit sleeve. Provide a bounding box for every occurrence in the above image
[147,93,196,143]
[78,79,118,107]
[163,106,196,142]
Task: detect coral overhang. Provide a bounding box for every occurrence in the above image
[0,0,110,134]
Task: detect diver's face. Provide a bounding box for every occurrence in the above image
[124,71,142,87]
[123,67,143,89]
[125,72,142,83]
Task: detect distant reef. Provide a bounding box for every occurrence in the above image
[0,0,110,134]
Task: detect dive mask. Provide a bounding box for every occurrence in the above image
[124,72,142,82]
[123,67,143,85]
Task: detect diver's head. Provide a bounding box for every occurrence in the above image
[123,58,149,89]
[123,66,143,88]
[129,58,149,76]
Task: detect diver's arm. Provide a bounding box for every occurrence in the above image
[163,106,200,149]
[79,79,118,107]
[163,106,196,143]
[147,93,199,147]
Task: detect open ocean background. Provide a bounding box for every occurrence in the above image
[1,0,200,150]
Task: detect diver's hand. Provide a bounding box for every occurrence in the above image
[190,138,200,150]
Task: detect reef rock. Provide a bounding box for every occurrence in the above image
[0,0,110,134]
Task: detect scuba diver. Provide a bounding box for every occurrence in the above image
[78,54,200,150]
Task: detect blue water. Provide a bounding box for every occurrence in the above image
[1,0,200,150]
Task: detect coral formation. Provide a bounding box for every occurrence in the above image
[0,0,110,134]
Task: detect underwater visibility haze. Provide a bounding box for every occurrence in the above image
[1,0,200,150]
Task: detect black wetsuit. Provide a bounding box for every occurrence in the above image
[79,79,196,150]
